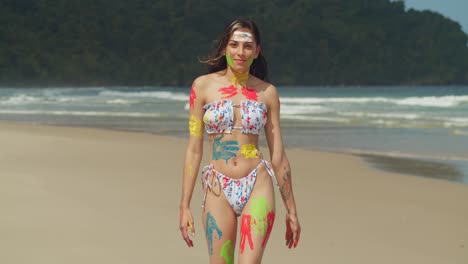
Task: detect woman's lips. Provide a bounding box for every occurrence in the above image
[234,59,246,64]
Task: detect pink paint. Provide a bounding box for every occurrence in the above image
[189,87,196,109]
[261,211,275,248]
[219,85,238,99]
[240,214,253,254]
[242,87,258,101]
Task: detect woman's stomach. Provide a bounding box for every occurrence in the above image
[207,133,263,179]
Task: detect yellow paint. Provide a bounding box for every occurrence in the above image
[231,71,249,86]
[241,144,258,158]
[189,115,204,137]
[189,165,194,177]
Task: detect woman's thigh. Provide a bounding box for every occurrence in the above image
[238,167,276,264]
[202,178,238,264]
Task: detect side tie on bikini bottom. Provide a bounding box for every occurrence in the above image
[201,159,278,216]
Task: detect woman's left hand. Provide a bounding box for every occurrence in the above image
[285,212,301,248]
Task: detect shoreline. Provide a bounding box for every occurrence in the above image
[2,120,466,185]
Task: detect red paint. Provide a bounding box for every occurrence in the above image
[189,87,196,109]
[219,85,237,99]
[240,214,253,254]
[242,87,258,101]
[261,211,275,248]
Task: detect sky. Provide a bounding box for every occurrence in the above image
[403,0,468,34]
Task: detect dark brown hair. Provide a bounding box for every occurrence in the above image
[200,19,268,80]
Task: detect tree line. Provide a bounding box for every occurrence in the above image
[1,0,467,86]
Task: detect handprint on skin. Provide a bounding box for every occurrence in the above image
[212,135,239,164]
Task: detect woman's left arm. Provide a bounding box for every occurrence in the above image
[264,85,301,248]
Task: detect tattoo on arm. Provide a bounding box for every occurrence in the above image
[279,166,291,201]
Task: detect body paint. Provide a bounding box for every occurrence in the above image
[189,87,196,109]
[212,135,239,164]
[219,85,238,99]
[189,115,203,137]
[240,214,254,254]
[241,87,258,101]
[231,31,253,42]
[189,165,194,177]
[220,240,234,264]
[250,197,272,236]
[261,211,275,248]
[226,52,254,74]
[241,144,258,159]
[206,212,223,255]
[230,71,249,87]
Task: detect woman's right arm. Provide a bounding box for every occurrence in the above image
[180,77,205,247]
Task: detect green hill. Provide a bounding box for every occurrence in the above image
[1,0,467,86]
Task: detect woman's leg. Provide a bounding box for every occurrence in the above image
[202,176,238,264]
[238,165,276,264]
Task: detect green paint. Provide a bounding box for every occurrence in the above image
[226,52,254,69]
[250,197,271,236]
[220,240,234,264]
[226,52,235,68]
[246,57,254,67]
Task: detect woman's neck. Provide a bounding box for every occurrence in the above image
[226,67,249,87]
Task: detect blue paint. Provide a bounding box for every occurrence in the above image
[212,135,239,164]
[206,212,223,255]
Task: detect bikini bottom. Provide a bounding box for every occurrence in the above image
[201,159,277,216]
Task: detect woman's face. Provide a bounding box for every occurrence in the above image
[225,28,260,73]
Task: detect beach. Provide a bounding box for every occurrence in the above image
[1,122,467,264]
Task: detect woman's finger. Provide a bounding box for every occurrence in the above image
[189,221,195,237]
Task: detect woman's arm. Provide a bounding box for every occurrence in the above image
[264,85,301,248]
[180,77,205,247]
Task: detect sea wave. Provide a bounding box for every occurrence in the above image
[0,109,163,118]
[99,90,188,101]
[338,112,421,120]
[280,95,468,108]
[0,94,41,105]
[281,104,332,115]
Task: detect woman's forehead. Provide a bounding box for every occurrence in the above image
[229,29,255,43]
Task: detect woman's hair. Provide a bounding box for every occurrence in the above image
[200,19,268,80]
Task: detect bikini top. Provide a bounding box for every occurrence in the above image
[203,100,267,135]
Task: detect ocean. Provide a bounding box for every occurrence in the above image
[1,85,467,183]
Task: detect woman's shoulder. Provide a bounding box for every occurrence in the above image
[192,72,223,88]
[250,76,278,96]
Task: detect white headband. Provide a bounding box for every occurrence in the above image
[231,31,253,42]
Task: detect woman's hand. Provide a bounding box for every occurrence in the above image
[285,212,301,248]
[179,207,195,247]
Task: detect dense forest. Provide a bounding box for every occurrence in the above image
[1,0,468,86]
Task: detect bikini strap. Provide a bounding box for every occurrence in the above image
[260,156,279,189]
[201,164,216,209]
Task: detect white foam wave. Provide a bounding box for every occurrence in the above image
[281,104,332,115]
[280,97,389,104]
[280,95,468,108]
[106,99,131,105]
[395,95,468,107]
[444,117,468,128]
[339,112,421,120]
[1,94,41,105]
[0,110,162,118]
[452,129,468,136]
[99,90,188,101]
[281,115,350,123]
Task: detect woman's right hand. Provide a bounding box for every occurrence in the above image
[179,207,195,247]
[285,212,301,248]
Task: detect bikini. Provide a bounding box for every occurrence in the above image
[201,99,278,216]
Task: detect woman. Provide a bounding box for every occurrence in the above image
[179,19,301,263]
